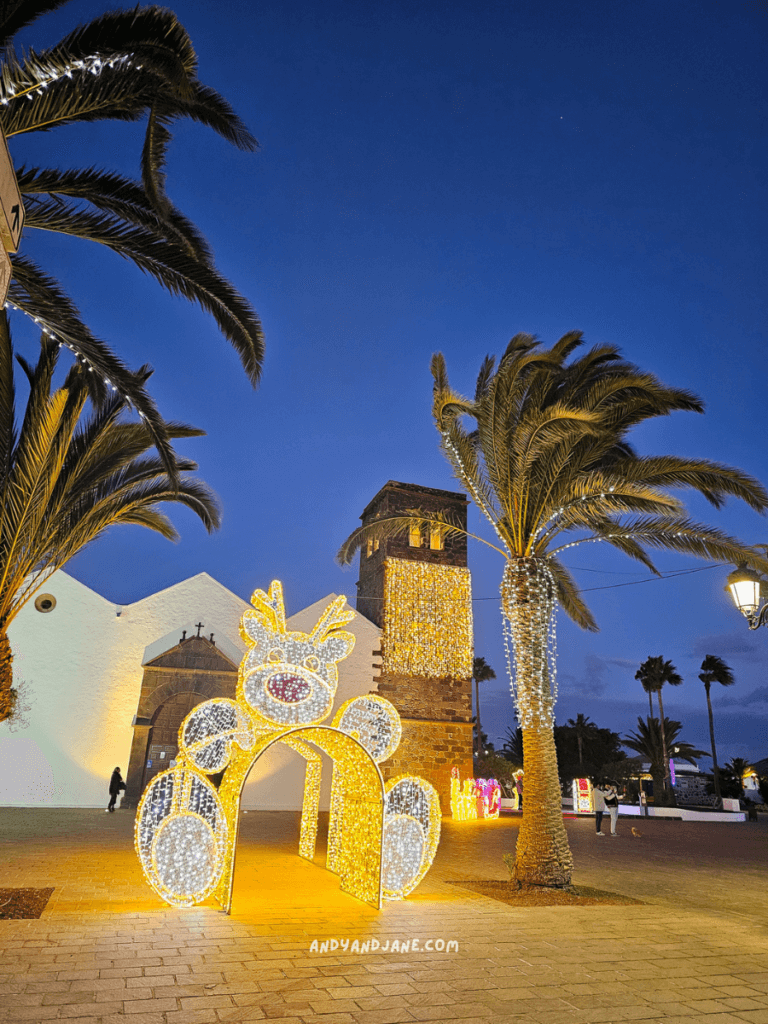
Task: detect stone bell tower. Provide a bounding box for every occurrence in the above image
[356,481,474,808]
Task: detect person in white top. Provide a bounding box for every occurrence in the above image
[604,782,620,836]
[593,783,607,835]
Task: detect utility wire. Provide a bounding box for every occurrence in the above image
[356,562,725,603]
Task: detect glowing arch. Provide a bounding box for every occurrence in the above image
[135,582,441,911]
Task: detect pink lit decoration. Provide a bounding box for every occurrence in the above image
[475,778,502,818]
[669,759,676,786]
[450,767,501,820]
[573,777,593,813]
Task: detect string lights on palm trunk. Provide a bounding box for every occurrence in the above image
[500,558,558,730]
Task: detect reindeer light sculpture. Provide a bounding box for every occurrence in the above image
[135,581,441,911]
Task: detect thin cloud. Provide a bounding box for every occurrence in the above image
[717,685,768,708]
[688,631,764,659]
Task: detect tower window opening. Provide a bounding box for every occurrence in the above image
[430,525,444,551]
[408,524,422,547]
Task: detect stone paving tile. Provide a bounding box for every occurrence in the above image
[1,810,768,1024]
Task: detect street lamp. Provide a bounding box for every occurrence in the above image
[725,564,768,629]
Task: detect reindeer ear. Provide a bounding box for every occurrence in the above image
[240,613,272,648]
[316,630,355,663]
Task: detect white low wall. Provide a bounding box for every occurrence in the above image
[680,808,746,822]
[569,804,746,822]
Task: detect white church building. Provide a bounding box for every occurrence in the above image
[0,570,381,810]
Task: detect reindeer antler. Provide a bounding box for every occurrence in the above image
[247,580,287,634]
[310,595,355,642]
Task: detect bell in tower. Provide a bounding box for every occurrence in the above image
[355,481,474,807]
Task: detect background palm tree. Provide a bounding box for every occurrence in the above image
[623,717,706,803]
[338,332,768,887]
[472,655,496,758]
[566,713,594,767]
[634,656,683,803]
[0,313,219,722]
[635,658,658,718]
[722,757,753,799]
[502,725,524,769]
[0,2,263,469]
[698,654,735,801]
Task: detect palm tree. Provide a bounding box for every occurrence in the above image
[502,725,524,768]
[633,656,683,803]
[722,757,753,799]
[338,332,768,886]
[472,655,496,757]
[0,313,219,722]
[566,713,594,767]
[698,655,735,801]
[635,659,657,718]
[623,717,706,803]
[0,3,263,470]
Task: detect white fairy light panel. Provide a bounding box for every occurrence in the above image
[135,580,442,911]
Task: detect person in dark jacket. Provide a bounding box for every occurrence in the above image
[106,767,125,812]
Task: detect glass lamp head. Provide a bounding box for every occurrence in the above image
[725,564,763,616]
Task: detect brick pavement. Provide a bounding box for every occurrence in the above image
[0,807,767,1024]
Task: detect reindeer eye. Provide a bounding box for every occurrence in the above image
[304,655,319,671]
[268,648,284,663]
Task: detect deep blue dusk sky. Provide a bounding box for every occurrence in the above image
[10,0,768,761]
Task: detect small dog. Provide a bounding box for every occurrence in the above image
[631,827,643,837]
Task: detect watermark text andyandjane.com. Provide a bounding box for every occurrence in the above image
[309,937,458,954]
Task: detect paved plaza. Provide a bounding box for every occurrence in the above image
[1,807,767,1024]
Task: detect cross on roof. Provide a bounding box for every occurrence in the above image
[195,622,204,637]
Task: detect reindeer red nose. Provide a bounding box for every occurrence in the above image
[266,672,311,703]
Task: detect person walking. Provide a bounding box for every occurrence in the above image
[106,767,125,813]
[593,781,606,835]
[604,781,620,836]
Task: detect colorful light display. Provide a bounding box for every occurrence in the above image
[135,581,442,912]
[572,777,593,813]
[450,767,501,820]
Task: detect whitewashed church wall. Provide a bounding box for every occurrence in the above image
[0,571,250,807]
[0,573,380,811]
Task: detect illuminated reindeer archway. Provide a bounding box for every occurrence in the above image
[135,581,441,910]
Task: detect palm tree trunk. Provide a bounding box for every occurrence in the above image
[508,723,573,886]
[656,688,675,807]
[648,689,654,719]
[0,628,15,723]
[705,682,721,801]
[650,767,665,805]
[474,677,481,758]
[577,733,583,766]
[501,558,572,887]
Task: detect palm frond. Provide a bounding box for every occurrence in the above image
[603,455,768,512]
[0,339,220,626]
[7,255,178,476]
[546,556,598,631]
[0,1,70,48]
[0,312,16,481]
[18,165,214,262]
[22,199,264,383]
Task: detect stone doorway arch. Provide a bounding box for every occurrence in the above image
[124,632,238,807]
